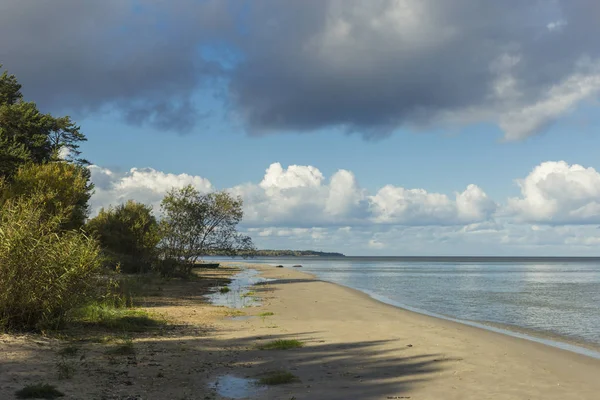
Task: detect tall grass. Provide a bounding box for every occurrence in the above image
[0,195,101,331]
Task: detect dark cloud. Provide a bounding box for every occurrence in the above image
[1,1,599,137]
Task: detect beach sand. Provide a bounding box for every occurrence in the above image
[214,263,600,400]
[1,263,599,399]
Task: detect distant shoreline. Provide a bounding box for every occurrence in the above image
[227,255,600,262]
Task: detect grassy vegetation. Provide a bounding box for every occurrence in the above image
[259,371,299,385]
[222,309,246,317]
[242,291,256,297]
[0,191,101,331]
[15,383,64,399]
[258,339,303,350]
[219,286,231,294]
[72,302,164,332]
[105,339,135,356]
[258,312,274,317]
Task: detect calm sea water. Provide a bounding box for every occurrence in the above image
[218,257,600,353]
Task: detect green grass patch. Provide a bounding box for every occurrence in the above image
[73,303,164,332]
[105,339,135,356]
[15,383,64,399]
[219,286,230,294]
[258,312,274,317]
[257,339,303,350]
[242,291,256,297]
[259,371,299,385]
[222,309,246,317]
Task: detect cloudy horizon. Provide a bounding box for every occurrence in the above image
[88,159,600,256]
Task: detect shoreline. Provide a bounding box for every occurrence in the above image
[233,259,600,360]
[236,262,600,399]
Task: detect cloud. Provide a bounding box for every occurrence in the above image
[2,1,600,138]
[88,160,600,254]
[230,163,368,226]
[90,161,493,227]
[508,161,600,224]
[369,184,496,225]
[89,165,212,215]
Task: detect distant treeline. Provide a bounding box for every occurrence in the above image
[207,249,345,257]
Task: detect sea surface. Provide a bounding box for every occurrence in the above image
[212,256,600,356]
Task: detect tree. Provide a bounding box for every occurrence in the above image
[1,162,93,230]
[86,201,161,273]
[0,65,88,179]
[160,185,255,275]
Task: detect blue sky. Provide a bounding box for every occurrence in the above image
[3,1,600,255]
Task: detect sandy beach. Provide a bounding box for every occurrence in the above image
[2,263,600,399]
[218,264,600,400]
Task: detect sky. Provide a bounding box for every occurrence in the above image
[2,0,600,256]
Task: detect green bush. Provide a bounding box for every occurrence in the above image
[2,162,92,231]
[86,201,160,273]
[0,194,101,331]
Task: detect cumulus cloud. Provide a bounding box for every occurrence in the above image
[87,160,600,254]
[90,161,494,227]
[508,161,600,224]
[1,1,600,138]
[230,163,367,226]
[89,165,213,215]
[369,184,496,225]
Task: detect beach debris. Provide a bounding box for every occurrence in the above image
[276,265,284,268]
[293,265,303,268]
[407,344,413,347]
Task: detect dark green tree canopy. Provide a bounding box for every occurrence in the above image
[86,201,161,273]
[0,66,88,179]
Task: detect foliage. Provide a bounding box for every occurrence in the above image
[15,384,64,399]
[86,201,161,273]
[159,185,255,275]
[73,302,163,332]
[0,193,101,331]
[2,162,92,230]
[259,312,274,317]
[0,65,88,179]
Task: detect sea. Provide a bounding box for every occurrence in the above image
[210,256,600,358]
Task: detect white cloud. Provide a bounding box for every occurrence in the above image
[87,160,600,255]
[369,184,496,225]
[508,161,600,224]
[231,163,367,226]
[88,165,212,215]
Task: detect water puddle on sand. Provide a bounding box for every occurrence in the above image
[209,375,266,399]
[206,268,272,309]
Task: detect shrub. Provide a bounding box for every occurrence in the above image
[86,200,160,273]
[0,194,101,331]
[2,162,92,230]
